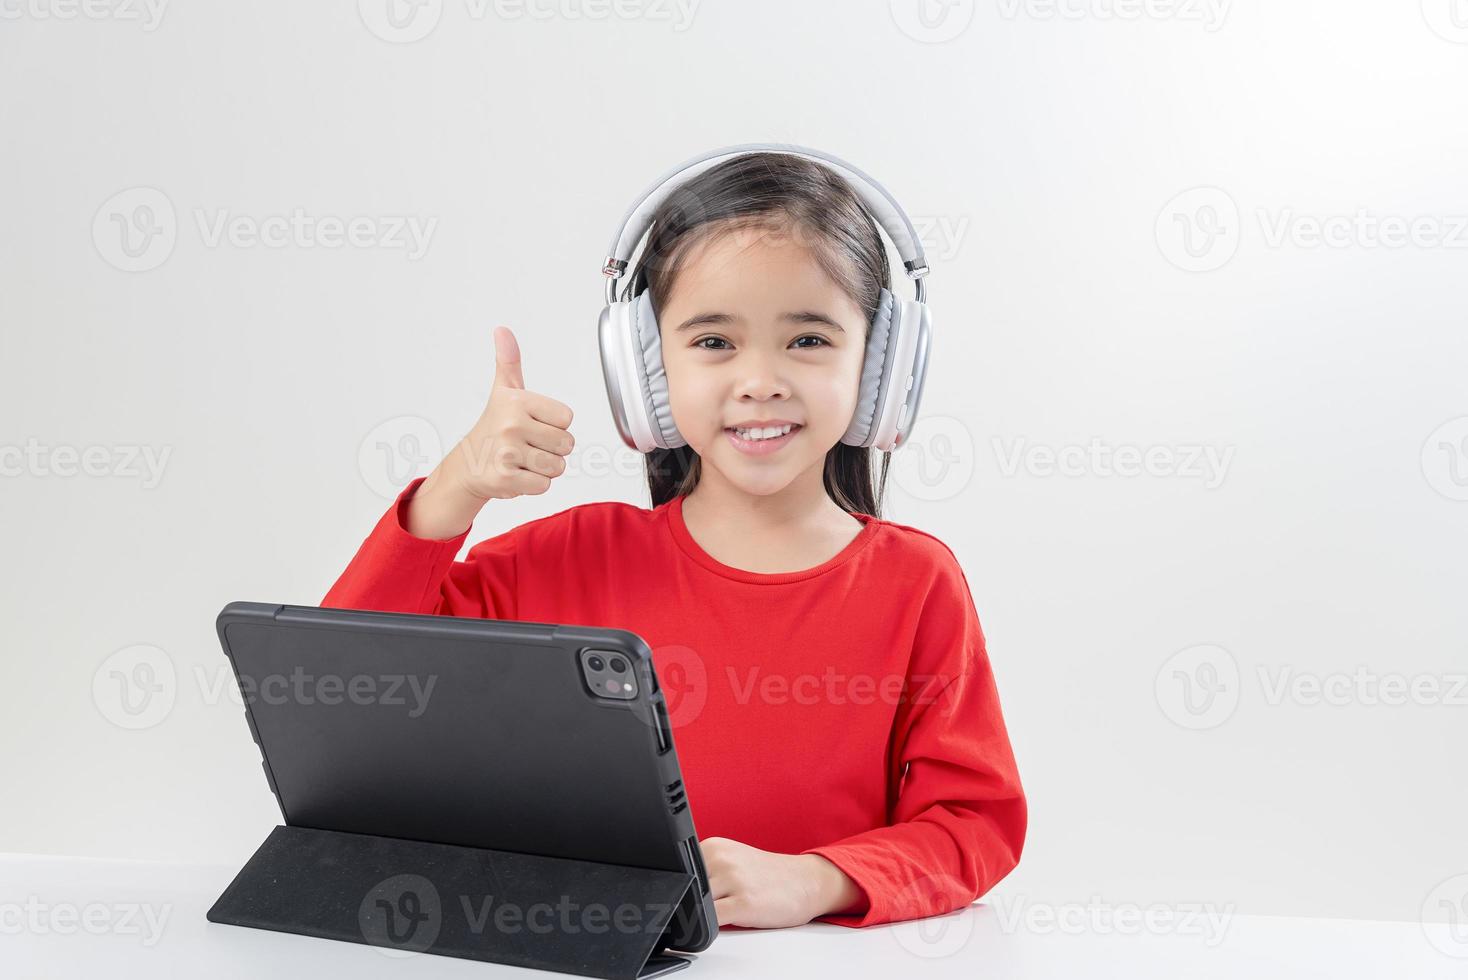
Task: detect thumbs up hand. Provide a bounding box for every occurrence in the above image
[445,326,576,502]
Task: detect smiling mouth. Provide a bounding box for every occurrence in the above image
[724,423,803,455]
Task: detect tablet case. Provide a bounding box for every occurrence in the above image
[208,826,695,978]
[207,602,716,978]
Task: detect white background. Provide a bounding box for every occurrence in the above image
[2,0,1466,934]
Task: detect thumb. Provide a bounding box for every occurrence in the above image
[492,326,525,390]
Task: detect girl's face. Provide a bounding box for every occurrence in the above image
[657,221,868,498]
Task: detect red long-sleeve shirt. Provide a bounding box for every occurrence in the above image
[322,477,1027,927]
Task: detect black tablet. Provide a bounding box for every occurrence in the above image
[215,601,718,961]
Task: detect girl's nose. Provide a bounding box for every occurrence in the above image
[732,351,791,401]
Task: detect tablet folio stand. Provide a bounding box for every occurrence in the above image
[208,825,699,979]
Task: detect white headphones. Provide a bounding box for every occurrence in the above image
[597,142,933,454]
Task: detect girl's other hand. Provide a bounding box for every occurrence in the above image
[699,836,863,929]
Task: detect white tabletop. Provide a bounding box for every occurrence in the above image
[1,854,1461,979]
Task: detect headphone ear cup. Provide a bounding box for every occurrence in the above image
[840,287,898,448]
[886,299,931,450]
[599,298,660,453]
[631,290,686,450]
[598,289,686,453]
[599,300,639,452]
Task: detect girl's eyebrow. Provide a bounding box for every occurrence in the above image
[674,311,845,333]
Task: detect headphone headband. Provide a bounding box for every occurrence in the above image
[601,142,930,305]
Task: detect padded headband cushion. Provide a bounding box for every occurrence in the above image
[607,143,928,276]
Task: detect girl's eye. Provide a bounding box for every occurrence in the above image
[692,335,830,351]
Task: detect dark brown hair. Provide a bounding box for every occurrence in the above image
[622,151,893,517]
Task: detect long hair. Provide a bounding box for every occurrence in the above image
[622,152,894,517]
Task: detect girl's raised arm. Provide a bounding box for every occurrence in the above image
[320,474,516,619]
[321,326,575,618]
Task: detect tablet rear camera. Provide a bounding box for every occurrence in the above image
[580,649,637,701]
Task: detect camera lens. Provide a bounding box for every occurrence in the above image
[587,655,605,672]
[609,656,627,673]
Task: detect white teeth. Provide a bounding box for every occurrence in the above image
[733,424,794,440]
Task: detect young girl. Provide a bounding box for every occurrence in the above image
[323,151,1026,931]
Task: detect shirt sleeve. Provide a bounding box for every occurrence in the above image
[320,476,519,620]
[798,547,1027,927]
